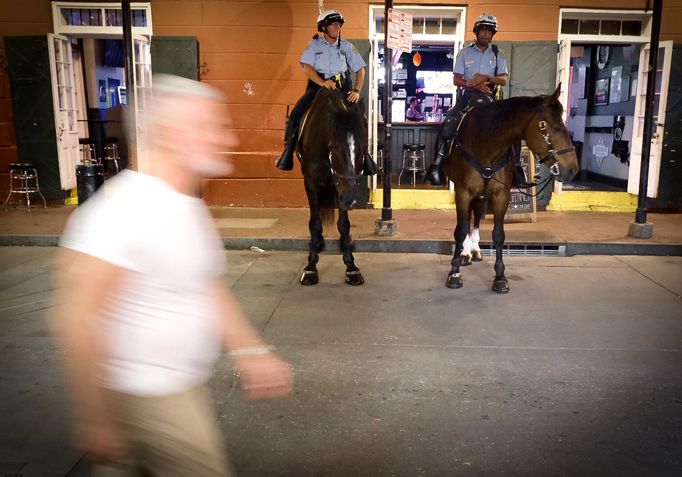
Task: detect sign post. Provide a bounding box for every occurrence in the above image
[375,5,412,236]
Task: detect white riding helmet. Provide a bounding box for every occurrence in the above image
[317,9,344,32]
[473,13,498,34]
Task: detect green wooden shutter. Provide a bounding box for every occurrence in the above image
[151,36,199,80]
[508,41,558,97]
[5,35,65,199]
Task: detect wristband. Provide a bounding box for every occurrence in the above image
[352,89,360,93]
[229,346,274,358]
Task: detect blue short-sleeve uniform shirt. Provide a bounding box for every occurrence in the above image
[300,36,366,79]
[454,43,508,80]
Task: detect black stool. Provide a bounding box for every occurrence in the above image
[4,163,47,211]
[398,143,426,186]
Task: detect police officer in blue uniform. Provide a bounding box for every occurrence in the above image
[276,9,372,172]
[426,13,526,186]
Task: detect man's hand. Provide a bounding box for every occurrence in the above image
[347,90,360,103]
[321,79,337,90]
[466,73,490,88]
[234,352,293,400]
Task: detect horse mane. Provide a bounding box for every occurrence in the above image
[467,94,563,139]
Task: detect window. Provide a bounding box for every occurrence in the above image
[52,2,152,35]
[559,9,649,40]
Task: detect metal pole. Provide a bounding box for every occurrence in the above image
[381,0,393,221]
[121,0,137,170]
[634,0,662,225]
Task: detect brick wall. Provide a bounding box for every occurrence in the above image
[1,0,681,206]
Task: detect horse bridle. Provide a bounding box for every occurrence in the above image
[328,149,363,183]
[536,120,576,176]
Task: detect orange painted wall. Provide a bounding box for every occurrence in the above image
[1,1,681,206]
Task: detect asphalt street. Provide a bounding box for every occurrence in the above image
[0,247,680,477]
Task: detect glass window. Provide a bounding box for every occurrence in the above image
[412,18,424,35]
[561,19,579,34]
[132,10,147,27]
[579,20,600,35]
[441,18,457,35]
[601,20,621,35]
[622,21,641,36]
[375,17,385,35]
[425,18,440,35]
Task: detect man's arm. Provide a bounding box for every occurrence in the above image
[214,281,293,399]
[302,64,336,90]
[49,248,126,462]
[348,67,365,103]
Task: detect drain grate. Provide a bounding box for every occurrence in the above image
[456,243,565,257]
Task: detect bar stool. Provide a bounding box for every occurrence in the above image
[398,143,426,186]
[103,137,120,174]
[79,138,97,164]
[4,163,47,211]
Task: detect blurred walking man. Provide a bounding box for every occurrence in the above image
[51,75,293,476]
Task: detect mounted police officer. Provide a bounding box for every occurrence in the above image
[276,9,374,174]
[426,13,527,187]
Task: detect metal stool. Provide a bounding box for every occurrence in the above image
[398,143,426,186]
[79,138,96,164]
[103,138,120,174]
[4,163,47,211]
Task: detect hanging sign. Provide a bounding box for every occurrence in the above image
[386,8,413,53]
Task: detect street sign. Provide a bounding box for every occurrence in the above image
[387,8,412,53]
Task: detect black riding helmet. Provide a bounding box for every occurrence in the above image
[317,9,344,32]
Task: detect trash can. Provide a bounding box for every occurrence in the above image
[76,164,104,205]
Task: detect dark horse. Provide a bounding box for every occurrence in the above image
[297,88,368,286]
[443,85,579,293]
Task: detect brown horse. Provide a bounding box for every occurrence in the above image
[444,85,579,293]
[297,88,368,286]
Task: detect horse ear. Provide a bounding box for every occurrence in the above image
[551,83,562,101]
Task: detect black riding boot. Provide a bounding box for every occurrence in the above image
[363,152,378,175]
[425,139,448,185]
[276,121,299,171]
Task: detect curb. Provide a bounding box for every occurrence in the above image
[3,235,682,257]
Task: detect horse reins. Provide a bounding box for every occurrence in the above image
[455,117,576,198]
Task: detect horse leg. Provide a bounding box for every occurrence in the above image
[447,193,470,289]
[491,194,510,293]
[301,189,324,286]
[460,206,475,266]
[338,209,364,286]
[470,197,487,262]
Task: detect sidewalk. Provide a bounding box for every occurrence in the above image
[1,205,681,255]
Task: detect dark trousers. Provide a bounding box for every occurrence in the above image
[287,81,322,136]
[441,89,494,140]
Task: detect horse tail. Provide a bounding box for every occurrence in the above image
[318,186,337,227]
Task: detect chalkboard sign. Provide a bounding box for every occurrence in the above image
[505,146,537,223]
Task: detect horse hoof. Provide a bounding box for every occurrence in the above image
[492,279,509,294]
[300,270,319,286]
[460,254,472,266]
[345,270,364,286]
[472,251,483,262]
[446,273,463,289]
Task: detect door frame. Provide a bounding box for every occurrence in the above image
[368,5,467,192]
[556,8,668,196]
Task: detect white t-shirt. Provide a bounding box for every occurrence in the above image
[60,170,225,396]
